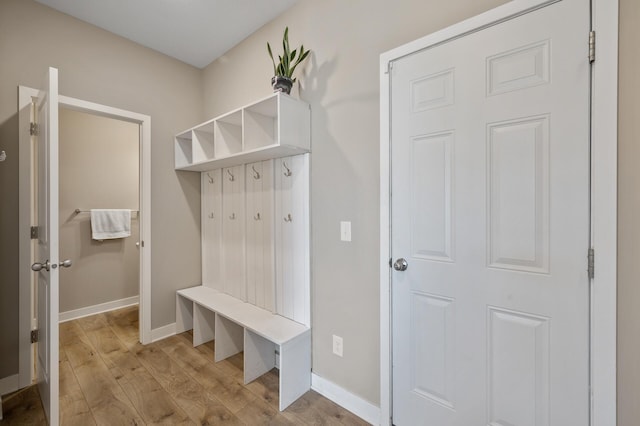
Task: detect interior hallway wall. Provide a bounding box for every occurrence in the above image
[617,0,640,424]
[202,0,507,405]
[59,108,139,314]
[0,0,203,379]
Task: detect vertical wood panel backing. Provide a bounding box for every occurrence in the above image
[202,169,222,291]
[275,154,310,326]
[222,165,246,301]
[245,160,275,312]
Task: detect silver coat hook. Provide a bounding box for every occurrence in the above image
[229,212,236,220]
[0,151,6,162]
[252,165,261,180]
[227,169,235,181]
[208,212,214,219]
[283,162,292,177]
[284,213,292,222]
[207,172,214,184]
[254,212,261,221]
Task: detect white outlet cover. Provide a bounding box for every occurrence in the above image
[333,334,344,357]
[340,221,351,242]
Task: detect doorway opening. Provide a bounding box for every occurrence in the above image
[17,86,152,391]
[58,108,140,323]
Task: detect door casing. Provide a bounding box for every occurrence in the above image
[17,86,152,389]
[379,0,618,424]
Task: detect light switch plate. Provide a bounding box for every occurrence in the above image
[340,221,351,242]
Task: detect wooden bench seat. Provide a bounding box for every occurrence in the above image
[175,285,311,411]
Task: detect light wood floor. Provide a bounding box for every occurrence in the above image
[0,305,370,425]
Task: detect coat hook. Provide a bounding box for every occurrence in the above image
[284,213,292,222]
[0,151,6,162]
[227,169,235,181]
[283,162,292,177]
[229,212,236,220]
[208,212,214,219]
[254,212,261,221]
[206,172,214,184]
[252,165,261,180]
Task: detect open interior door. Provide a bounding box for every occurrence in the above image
[32,66,60,425]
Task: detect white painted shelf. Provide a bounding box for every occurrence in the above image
[175,93,311,171]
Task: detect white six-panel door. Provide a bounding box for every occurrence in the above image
[391,0,590,424]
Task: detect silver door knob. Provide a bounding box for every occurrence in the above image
[393,258,408,271]
[31,260,50,272]
[58,259,72,268]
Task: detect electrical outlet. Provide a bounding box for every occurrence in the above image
[340,221,351,242]
[332,334,343,357]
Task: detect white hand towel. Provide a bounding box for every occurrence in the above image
[91,209,131,240]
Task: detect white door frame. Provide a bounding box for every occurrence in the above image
[18,87,152,388]
[379,0,618,425]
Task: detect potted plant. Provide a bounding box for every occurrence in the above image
[267,27,310,95]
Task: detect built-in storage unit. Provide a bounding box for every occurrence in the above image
[175,93,310,172]
[175,93,311,411]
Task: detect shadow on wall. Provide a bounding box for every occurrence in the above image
[176,170,201,225]
[0,110,20,378]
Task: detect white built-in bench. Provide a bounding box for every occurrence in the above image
[174,95,312,411]
[176,285,311,411]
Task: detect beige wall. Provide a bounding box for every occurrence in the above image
[0,0,203,378]
[617,0,639,424]
[1,0,636,416]
[58,109,139,313]
[202,0,506,404]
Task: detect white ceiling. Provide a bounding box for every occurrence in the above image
[35,0,299,68]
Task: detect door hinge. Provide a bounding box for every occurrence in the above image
[30,329,39,343]
[588,31,596,63]
[588,248,595,279]
[385,61,394,75]
[30,122,38,136]
[30,226,38,239]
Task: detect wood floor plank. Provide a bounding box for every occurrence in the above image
[245,369,280,411]
[135,343,244,425]
[60,391,96,426]
[105,305,140,349]
[6,306,371,426]
[85,327,191,425]
[77,313,110,333]
[235,397,296,426]
[159,336,257,414]
[65,338,145,425]
[0,385,46,426]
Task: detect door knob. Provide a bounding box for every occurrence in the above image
[58,259,72,268]
[31,260,50,272]
[393,258,408,271]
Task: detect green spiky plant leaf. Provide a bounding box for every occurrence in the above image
[267,27,310,83]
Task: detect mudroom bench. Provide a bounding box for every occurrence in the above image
[175,285,311,411]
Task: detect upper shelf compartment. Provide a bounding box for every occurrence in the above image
[175,93,310,172]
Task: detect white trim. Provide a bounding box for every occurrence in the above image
[590,0,618,424]
[18,86,38,390]
[0,374,20,397]
[379,1,617,425]
[311,373,380,425]
[58,297,139,323]
[151,323,176,343]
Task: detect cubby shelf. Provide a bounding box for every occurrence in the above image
[175,93,311,172]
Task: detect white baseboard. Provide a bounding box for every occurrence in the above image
[59,296,139,323]
[311,373,380,425]
[0,374,20,398]
[151,322,176,343]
